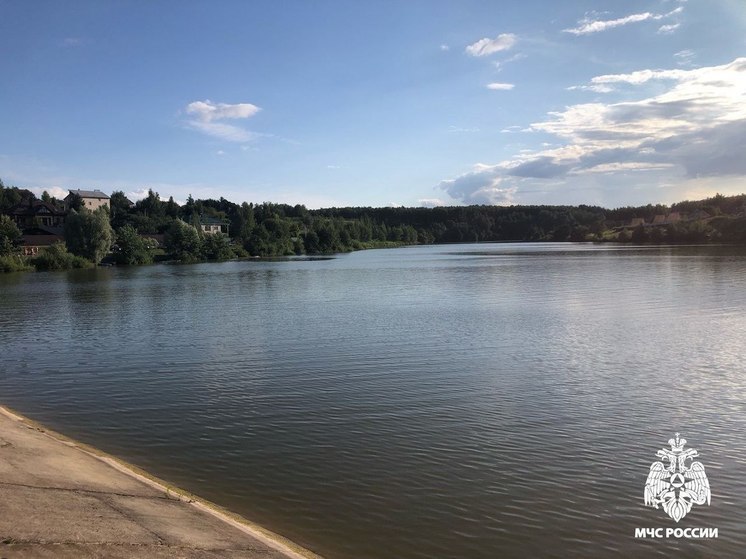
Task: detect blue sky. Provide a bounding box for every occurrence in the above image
[1,0,745,208]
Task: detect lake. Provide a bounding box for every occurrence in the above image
[1,243,746,558]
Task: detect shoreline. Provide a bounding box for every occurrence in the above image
[0,404,322,559]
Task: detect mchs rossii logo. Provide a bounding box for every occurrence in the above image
[644,433,711,522]
[635,434,717,540]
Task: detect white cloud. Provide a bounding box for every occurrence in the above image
[567,84,615,93]
[486,82,515,90]
[28,186,69,200]
[419,198,447,207]
[440,44,450,51]
[589,68,688,85]
[674,49,695,67]
[439,164,517,205]
[465,33,516,57]
[567,66,690,93]
[184,99,261,142]
[186,100,260,120]
[127,188,150,201]
[563,7,683,35]
[658,23,680,34]
[438,57,746,205]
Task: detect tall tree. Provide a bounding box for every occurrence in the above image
[165,219,202,261]
[0,215,23,255]
[64,207,114,264]
[114,225,154,265]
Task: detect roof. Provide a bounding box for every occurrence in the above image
[8,199,66,216]
[66,189,110,200]
[21,234,64,247]
[199,215,225,225]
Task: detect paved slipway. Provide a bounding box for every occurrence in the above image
[0,406,322,559]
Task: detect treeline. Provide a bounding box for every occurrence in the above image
[110,189,411,257]
[2,176,746,273]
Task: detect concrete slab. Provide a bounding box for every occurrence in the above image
[0,406,321,559]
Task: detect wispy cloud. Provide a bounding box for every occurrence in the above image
[674,49,695,67]
[419,198,447,207]
[563,7,683,35]
[493,53,527,71]
[486,82,515,90]
[465,33,516,56]
[567,84,615,93]
[438,58,746,204]
[449,126,480,133]
[440,44,450,51]
[184,99,261,142]
[61,37,84,47]
[658,23,680,34]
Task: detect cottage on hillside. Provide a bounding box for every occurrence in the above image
[65,189,110,211]
[199,215,228,235]
[8,199,66,230]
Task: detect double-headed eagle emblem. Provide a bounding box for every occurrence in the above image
[644,433,711,522]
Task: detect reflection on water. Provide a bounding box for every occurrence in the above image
[2,243,746,558]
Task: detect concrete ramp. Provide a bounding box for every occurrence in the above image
[0,406,320,559]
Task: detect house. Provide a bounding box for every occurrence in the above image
[199,215,228,235]
[20,233,64,256]
[65,189,110,211]
[666,212,682,224]
[628,217,646,227]
[651,214,667,225]
[7,199,67,230]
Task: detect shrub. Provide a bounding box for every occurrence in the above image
[31,242,93,271]
[0,254,33,273]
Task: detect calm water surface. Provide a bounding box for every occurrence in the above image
[1,243,746,558]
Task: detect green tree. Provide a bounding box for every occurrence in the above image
[0,215,23,256]
[63,207,114,264]
[202,233,233,260]
[165,219,203,261]
[109,190,133,229]
[67,192,84,211]
[114,225,154,265]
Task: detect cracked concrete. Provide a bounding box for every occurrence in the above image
[0,406,321,559]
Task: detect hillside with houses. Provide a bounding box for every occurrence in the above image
[1,178,745,272]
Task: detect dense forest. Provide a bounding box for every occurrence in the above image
[1,176,746,272]
[109,188,746,252]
